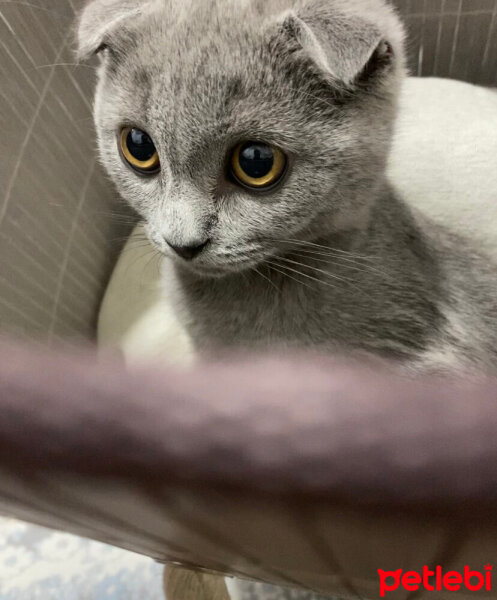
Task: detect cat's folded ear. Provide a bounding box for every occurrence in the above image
[76,0,156,60]
[274,0,405,86]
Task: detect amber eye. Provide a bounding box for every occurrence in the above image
[231,141,287,189]
[119,127,160,174]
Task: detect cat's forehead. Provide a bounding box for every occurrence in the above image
[157,0,294,28]
[111,4,300,137]
[129,1,281,82]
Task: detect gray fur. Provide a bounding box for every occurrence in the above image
[79,0,497,373]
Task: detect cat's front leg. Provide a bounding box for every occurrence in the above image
[163,565,231,600]
[225,579,339,600]
[163,568,338,600]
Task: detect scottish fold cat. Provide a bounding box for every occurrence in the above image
[79,0,497,374]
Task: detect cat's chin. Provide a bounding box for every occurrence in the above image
[174,259,258,279]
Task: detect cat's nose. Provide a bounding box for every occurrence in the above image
[165,239,210,260]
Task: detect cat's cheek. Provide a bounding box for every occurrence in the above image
[106,161,161,216]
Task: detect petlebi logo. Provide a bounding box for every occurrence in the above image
[378,564,492,597]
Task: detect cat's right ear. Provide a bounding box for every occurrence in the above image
[76,0,153,60]
[271,3,404,87]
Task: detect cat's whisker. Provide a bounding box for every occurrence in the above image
[279,238,375,261]
[119,234,149,243]
[118,247,157,261]
[120,236,151,244]
[288,247,376,265]
[217,247,260,259]
[295,254,388,281]
[143,248,163,275]
[277,256,355,286]
[113,228,148,237]
[126,237,150,244]
[290,249,390,279]
[0,1,72,18]
[111,232,150,244]
[95,221,141,230]
[155,253,164,277]
[122,248,160,276]
[91,219,140,228]
[270,259,340,292]
[289,246,374,264]
[92,210,140,220]
[252,267,280,293]
[129,249,164,287]
[33,63,97,70]
[119,241,154,253]
[266,261,317,293]
[106,235,146,245]
[272,257,365,295]
[126,230,148,237]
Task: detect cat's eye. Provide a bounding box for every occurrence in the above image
[119,127,160,175]
[230,141,287,190]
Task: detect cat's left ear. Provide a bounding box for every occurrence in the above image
[76,0,156,60]
[274,2,405,86]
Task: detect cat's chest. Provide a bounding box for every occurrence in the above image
[169,261,447,360]
[173,271,335,351]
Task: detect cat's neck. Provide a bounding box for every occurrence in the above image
[172,186,443,358]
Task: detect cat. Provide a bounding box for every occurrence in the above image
[78,0,497,375]
[78,0,497,598]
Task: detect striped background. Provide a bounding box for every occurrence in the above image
[0,0,495,343]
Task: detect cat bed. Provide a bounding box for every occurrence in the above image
[1,339,497,600]
[98,77,497,362]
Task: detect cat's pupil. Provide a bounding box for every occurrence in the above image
[127,128,156,161]
[239,142,274,178]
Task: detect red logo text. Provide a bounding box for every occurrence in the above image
[378,565,492,597]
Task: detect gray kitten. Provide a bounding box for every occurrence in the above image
[78,0,497,374]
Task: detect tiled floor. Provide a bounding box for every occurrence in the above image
[0,516,164,600]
